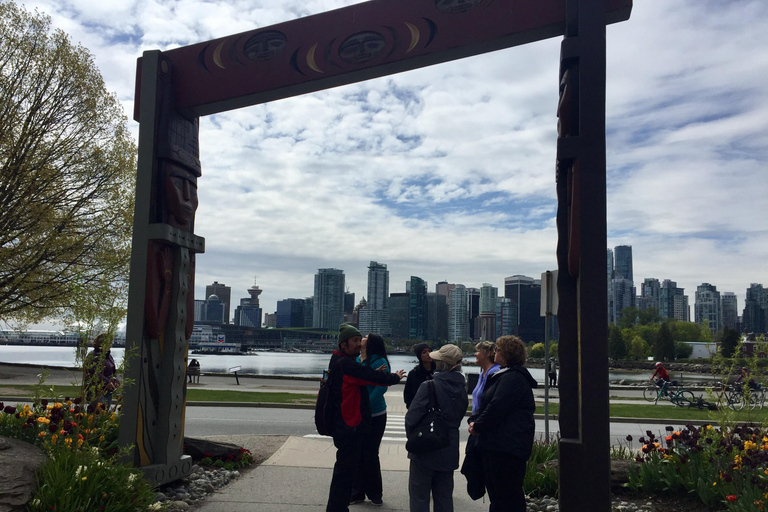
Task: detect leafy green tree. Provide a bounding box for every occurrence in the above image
[637,307,661,325]
[654,322,675,361]
[0,1,136,325]
[608,325,626,360]
[548,342,558,358]
[528,342,545,358]
[617,307,639,329]
[628,336,650,361]
[715,328,740,358]
[674,341,693,359]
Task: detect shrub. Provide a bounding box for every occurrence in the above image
[28,446,158,512]
[524,440,559,497]
[529,343,546,359]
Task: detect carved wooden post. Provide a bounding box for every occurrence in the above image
[556,0,611,510]
[119,51,205,485]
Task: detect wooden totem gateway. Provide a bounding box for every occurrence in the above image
[120,0,632,507]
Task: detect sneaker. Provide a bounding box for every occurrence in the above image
[349,497,365,505]
[370,498,383,506]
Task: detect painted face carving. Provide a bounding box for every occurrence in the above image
[164,162,198,231]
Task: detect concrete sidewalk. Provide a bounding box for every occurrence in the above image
[194,435,490,512]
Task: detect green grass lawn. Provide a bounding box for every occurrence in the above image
[2,384,766,422]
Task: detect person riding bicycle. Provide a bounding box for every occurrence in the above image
[735,367,761,391]
[650,362,671,396]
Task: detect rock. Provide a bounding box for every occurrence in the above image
[170,501,189,510]
[0,436,46,512]
[183,437,243,462]
[536,458,639,490]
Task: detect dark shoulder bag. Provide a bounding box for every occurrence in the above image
[405,380,450,454]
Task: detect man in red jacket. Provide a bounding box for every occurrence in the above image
[326,323,405,512]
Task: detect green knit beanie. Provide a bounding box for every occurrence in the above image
[338,323,362,345]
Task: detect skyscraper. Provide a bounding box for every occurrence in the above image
[205,281,231,324]
[610,277,635,324]
[467,287,480,340]
[695,283,721,336]
[276,298,305,328]
[721,292,738,331]
[504,275,544,343]
[313,269,345,329]
[389,292,410,340]
[613,245,633,282]
[743,283,767,333]
[359,261,390,336]
[640,278,660,311]
[234,282,262,328]
[659,280,689,322]
[344,292,355,315]
[448,284,469,342]
[409,277,428,340]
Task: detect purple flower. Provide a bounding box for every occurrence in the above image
[3,406,16,414]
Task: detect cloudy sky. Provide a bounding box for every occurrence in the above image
[16,0,768,323]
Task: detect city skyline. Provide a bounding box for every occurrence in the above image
[13,0,767,332]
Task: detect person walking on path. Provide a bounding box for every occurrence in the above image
[405,344,468,512]
[84,333,120,411]
[350,333,392,506]
[325,324,405,512]
[403,343,435,409]
[468,336,537,512]
[547,357,557,388]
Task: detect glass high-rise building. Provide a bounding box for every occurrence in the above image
[613,245,633,282]
[721,292,738,331]
[360,261,390,336]
[205,281,231,324]
[504,275,544,343]
[276,298,305,328]
[695,283,721,336]
[448,284,469,342]
[409,277,428,340]
[313,269,345,329]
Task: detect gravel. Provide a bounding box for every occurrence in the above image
[156,465,241,511]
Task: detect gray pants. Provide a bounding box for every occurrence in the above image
[408,459,454,512]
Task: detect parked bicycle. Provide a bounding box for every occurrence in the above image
[723,383,765,411]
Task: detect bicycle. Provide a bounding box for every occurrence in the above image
[724,383,765,411]
[644,380,683,404]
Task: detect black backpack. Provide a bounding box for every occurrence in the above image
[314,368,334,436]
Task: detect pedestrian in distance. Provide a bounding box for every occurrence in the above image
[325,324,405,512]
[468,336,537,512]
[547,357,557,388]
[350,333,392,506]
[84,333,120,412]
[405,344,468,512]
[403,342,435,409]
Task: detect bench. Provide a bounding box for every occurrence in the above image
[187,366,201,383]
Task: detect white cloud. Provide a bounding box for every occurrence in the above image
[15,0,768,321]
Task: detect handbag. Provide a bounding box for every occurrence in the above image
[405,380,450,454]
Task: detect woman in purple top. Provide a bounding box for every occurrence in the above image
[471,341,500,415]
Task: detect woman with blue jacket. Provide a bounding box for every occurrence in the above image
[350,333,391,506]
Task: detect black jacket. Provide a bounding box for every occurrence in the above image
[403,362,435,409]
[328,350,401,435]
[469,365,537,460]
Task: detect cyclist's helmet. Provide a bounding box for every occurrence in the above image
[655,362,663,367]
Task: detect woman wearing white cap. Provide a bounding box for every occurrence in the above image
[405,344,468,512]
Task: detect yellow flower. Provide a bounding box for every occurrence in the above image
[53,402,63,409]
[81,477,87,481]
[37,431,46,438]
[64,438,73,447]
[99,435,105,442]
[50,434,57,445]
[714,482,717,486]
[745,441,757,451]
[77,438,84,447]
[36,417,50,424]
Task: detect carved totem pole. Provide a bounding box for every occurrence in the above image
[119,52,205,485]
